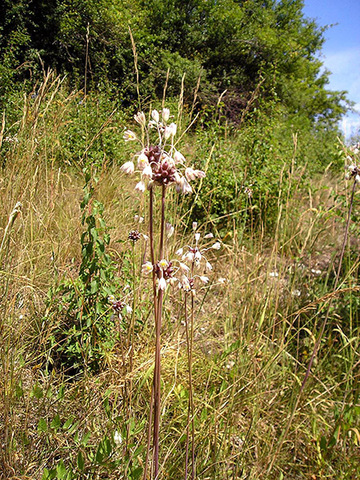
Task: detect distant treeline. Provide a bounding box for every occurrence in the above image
[0,0,348,126]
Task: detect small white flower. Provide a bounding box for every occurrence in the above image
[176,248,183,256]
[192,222,198,231]
[356,175,360,184]
[194,251,202,262]
[120,161,135,174]
[125,305,133,314]
[162,108,170,122]
[194,170,206,178]
[185,167,197,181]
[205,261,213,272]
[142,165,153,179]
[135,181,146,193]
[158,277,167,291]
[151,109,160,123]
[134,111,146,127]
[164,122,177,139]
[123,130,137,141]
[174,150,185,164]
[162,153,175,167]
[159,259,169,269]
[142,262,153,275]
[137,153,149,170]
[204,233,214,239]
[311,269,322,275]
[179,262,190,272]
[114,431,123,446]
[218,277,226,284]
[169,122,177,136]
[184,251,195,262]
[166,223,174,238]
[269,271,278,278]
[134,215,144,223]
[292,289,301,297]
[180,178,192,194]
[200,276,209,284]
[212,242,221,250]
[195,232,200,243]
[181,276,191,292]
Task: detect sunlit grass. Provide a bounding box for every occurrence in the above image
[0,75,359,480]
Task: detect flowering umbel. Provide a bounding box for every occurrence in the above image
[120,108,205,194]
[345,143,360,183]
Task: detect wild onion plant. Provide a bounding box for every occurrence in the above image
[120,108,220,479]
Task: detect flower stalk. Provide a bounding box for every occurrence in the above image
[121,108,208,479]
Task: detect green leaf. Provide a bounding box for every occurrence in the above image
[63,416,74,430]
[15,383,24,398]
[130,467,143,480]
[37,418,47,433]
[56,460,67,479]
[51,414,61,432]
[57,385,65,400]
[31,383,44,399]
[90,279,99,294]
[42,468,56,480]
[320,435,327,452]
[77,451,85,471]
[81,431,91,446]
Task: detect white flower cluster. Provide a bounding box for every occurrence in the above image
[345,144,360,183]
[120,108,205,194]
[345,164,360,183]
[108,295,132,321]
[141,223,223,295]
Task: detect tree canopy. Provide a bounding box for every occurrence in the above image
[0,0,348,126]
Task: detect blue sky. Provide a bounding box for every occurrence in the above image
[302,0,360,139]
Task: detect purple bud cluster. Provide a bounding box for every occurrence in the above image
[154,261,174,280]
[152,160,177,186]
[111,300,126,313]
[128,230,141,242]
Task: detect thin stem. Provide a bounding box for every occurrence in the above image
[153,185,166,479]
[267,178,357,475]
[144,186,157,480]
[184,289,195,478]
[159,185,166,259]
[184,293,190,480]
[153,289,164,480]
[125,242,136,456]
[149,186,157,311]
[190,294,195,479]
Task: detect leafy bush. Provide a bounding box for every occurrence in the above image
[47,172,122,374]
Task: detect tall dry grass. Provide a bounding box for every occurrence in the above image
[0,73,359,479]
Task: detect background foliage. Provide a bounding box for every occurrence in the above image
[1,2,359,479]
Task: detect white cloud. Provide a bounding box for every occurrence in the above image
[341,114,360,139]
[321,47,360,139]
[323,47,360,101]
[324,47,360,73]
